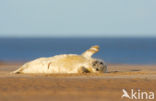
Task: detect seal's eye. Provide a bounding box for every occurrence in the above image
[96,68,99,71]
[100,62,103,65]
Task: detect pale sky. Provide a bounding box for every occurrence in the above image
[0,0,156,37]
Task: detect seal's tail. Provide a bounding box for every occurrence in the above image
[82,45,99,58]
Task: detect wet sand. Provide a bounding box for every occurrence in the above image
[0,62,156,101]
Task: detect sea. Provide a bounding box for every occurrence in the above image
[0,38,156,64]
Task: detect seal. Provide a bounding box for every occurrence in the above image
[11,45,107,74]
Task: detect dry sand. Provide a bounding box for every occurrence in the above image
[0,62,156,101]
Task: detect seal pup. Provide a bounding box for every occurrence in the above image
[12,45,107,74]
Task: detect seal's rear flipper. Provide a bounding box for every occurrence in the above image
[10,68,23,74]
[82,45,99,58]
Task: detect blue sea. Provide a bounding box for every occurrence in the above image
[0,38,156,64]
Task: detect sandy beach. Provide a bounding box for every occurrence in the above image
[0,62,156,101]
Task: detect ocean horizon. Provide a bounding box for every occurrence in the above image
[0,37,156,64]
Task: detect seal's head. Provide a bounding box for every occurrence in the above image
[92,59,107,73]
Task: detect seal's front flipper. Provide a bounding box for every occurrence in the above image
[82,45,99,58]
[78,66,90,73]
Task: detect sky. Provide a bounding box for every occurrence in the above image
[0,0,156,37]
